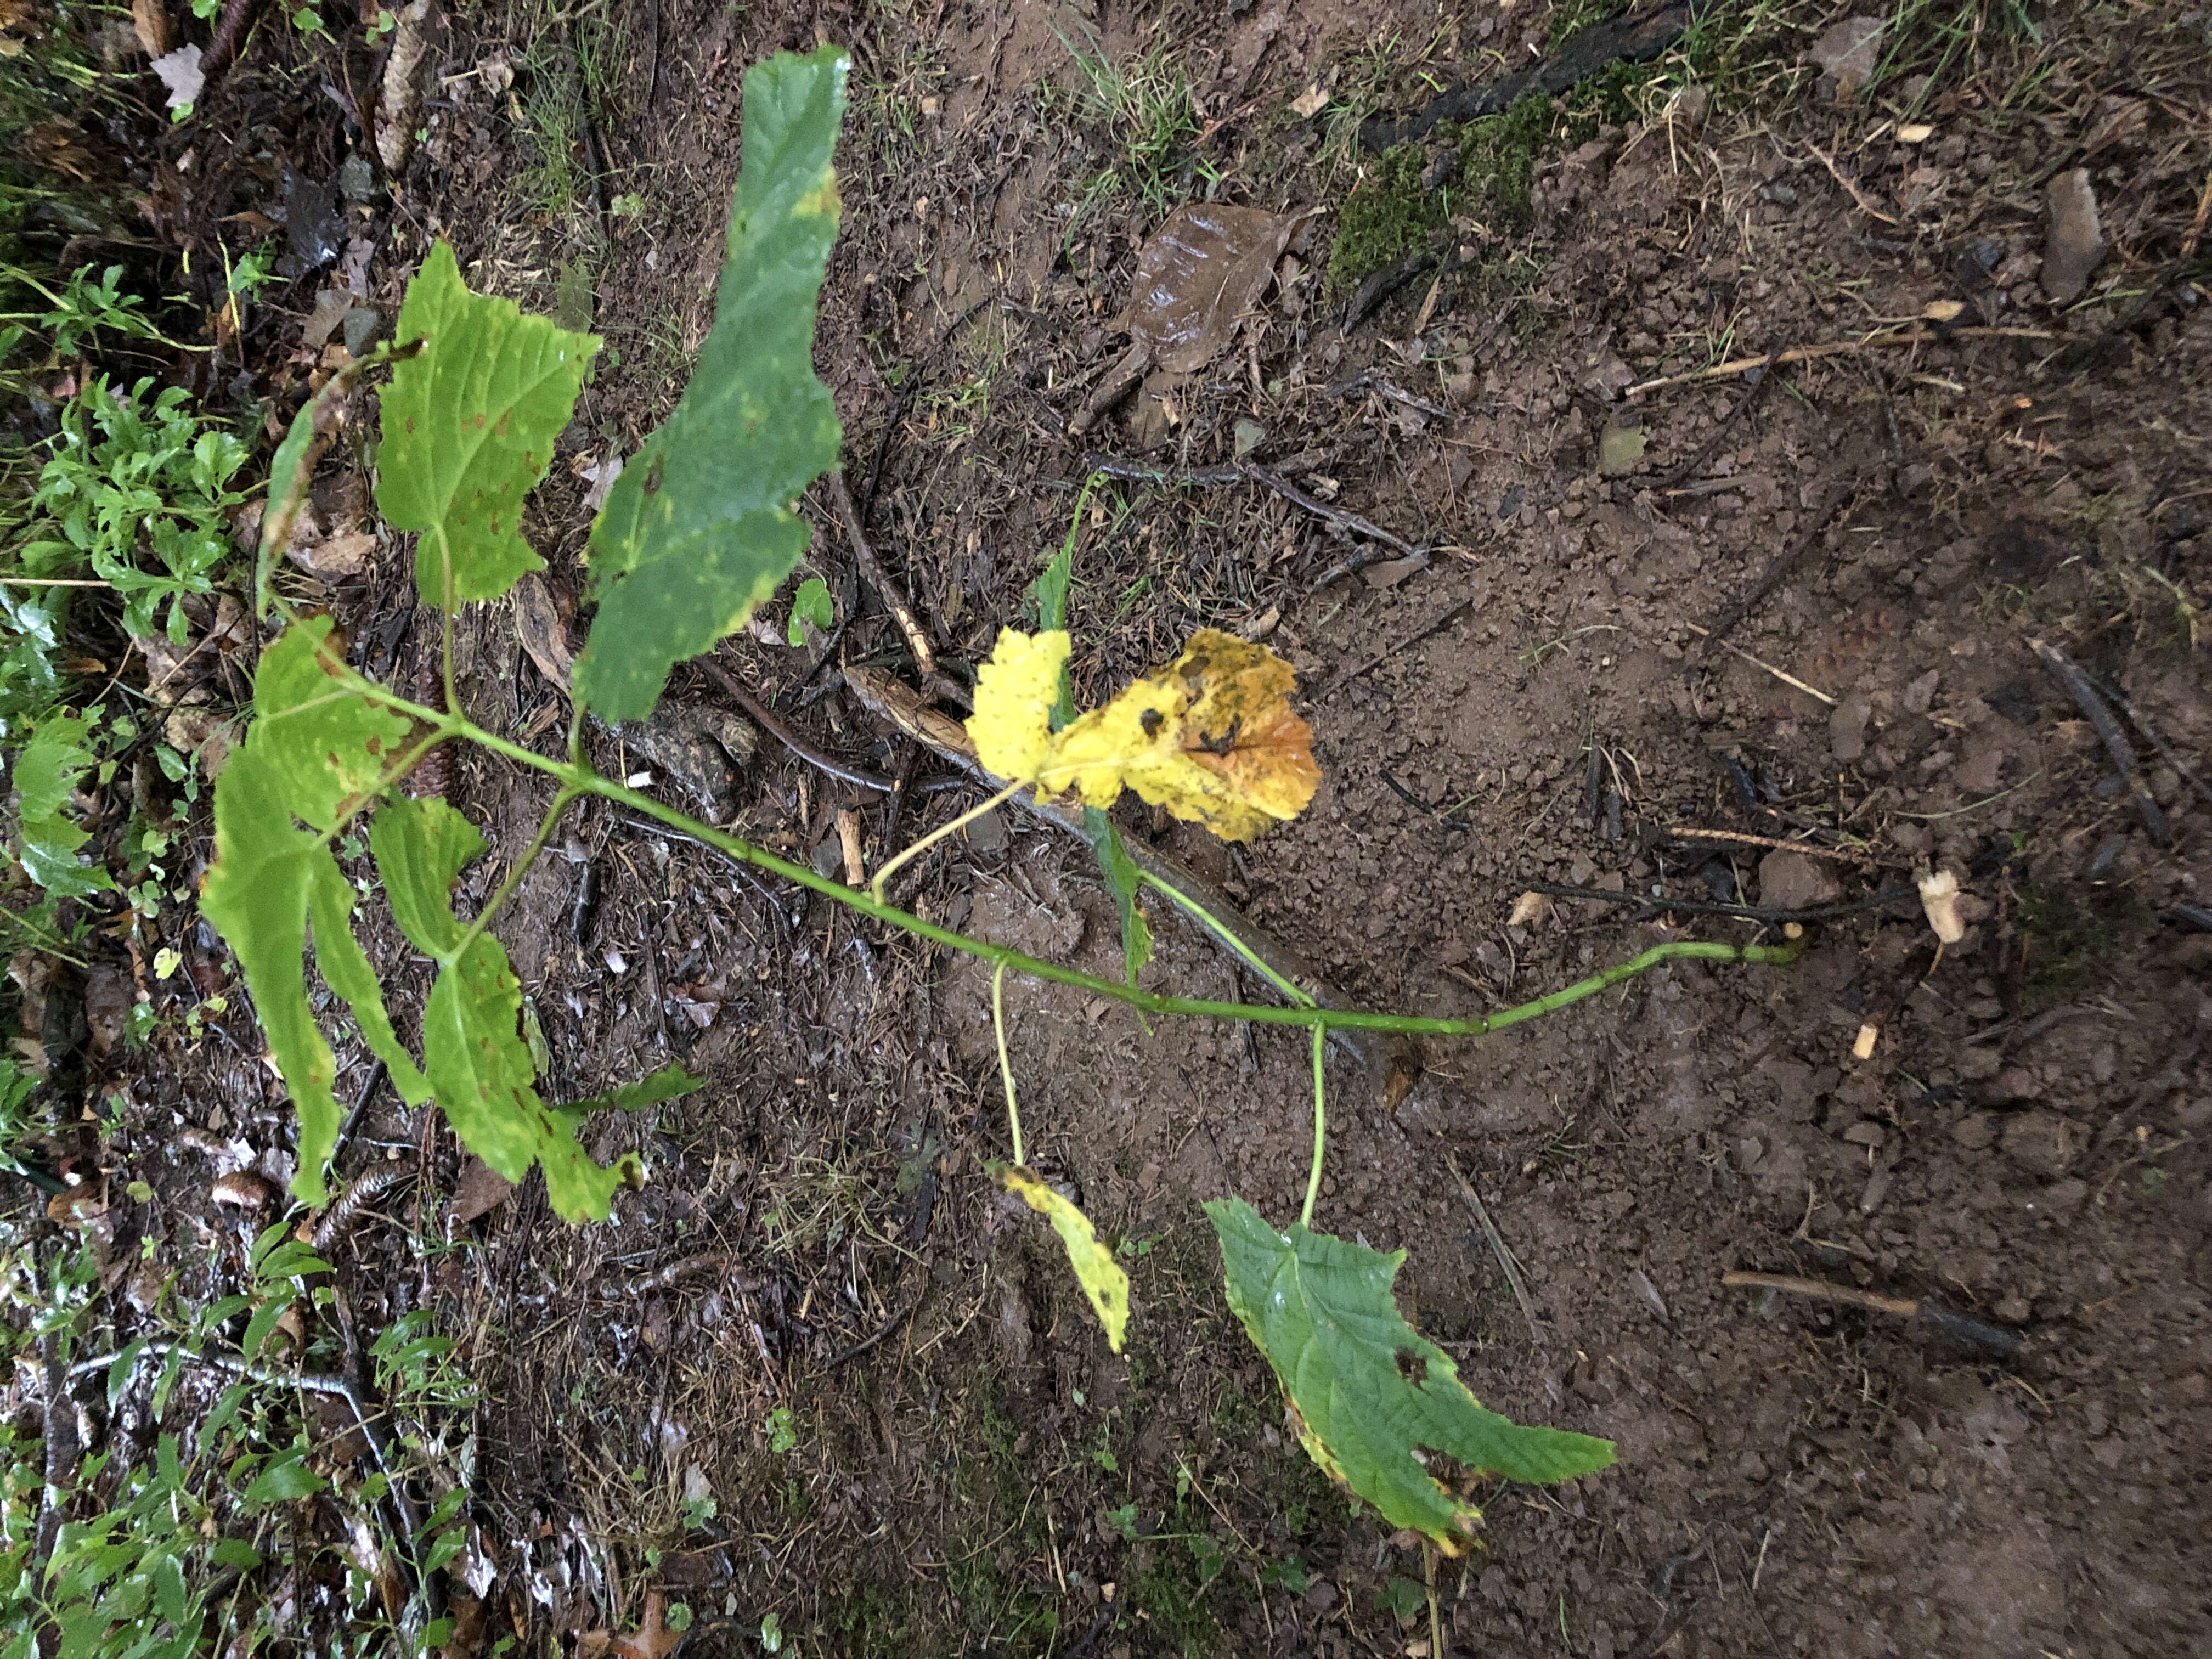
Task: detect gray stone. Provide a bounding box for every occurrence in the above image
[1757,849,1842,911]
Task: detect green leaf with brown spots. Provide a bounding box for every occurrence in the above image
[369,796,639,1222]
[201,618,422,1204]
[377,239,599,610]
[573,46,847,720]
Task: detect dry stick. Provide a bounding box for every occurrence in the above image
[1682,619,1835,705]
[2076,664,2212,810]
[1626,327,2059,397]
[1531,881,1919,927]
[1316,597,1474,701]
[1699,482,1853,648]
[2027,637,2171,845]
[1652,348,1783,493]
[1664,827,1876,865]
[1720,1271,2022,1358]
[1324,369,1455,421]
[2180,163,2212,263]
[1806,142,1901,226]
[1080,451,1420,561]
[825,467,949,701]
[1445,1153,1540,1344]
[692,654,895,792]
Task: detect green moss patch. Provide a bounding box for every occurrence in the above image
[1325,90,1554,295]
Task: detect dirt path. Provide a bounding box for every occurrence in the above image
[117,2,2212,1653]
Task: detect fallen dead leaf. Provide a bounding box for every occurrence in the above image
[1508,891,1552,928]
[150,44,204,111]
[129,0,168,57]
[579,1591,685,1659]
[1118,204,1302,375]
[1289,81,1329,120]
[448,1157,516,1226]
[211,1171,275,1210]
[510,571,575,692]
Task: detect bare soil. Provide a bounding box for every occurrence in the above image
[92,2,2212,1655]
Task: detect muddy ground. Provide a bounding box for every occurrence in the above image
[94,0,2212,1654]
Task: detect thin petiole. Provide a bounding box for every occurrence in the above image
[993,962,1024,1166]
[870,777,1024,904]
[445,786,581,966]
[1300,1025,1326,1228]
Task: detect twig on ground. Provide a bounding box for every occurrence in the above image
[1325,369,1455,421]
[1681,620,1835,704]
[1700,482,1853,647]
[1664,827,1875,864]
[827,1295,923,1368]
[1446,1154,1541,1343]
[1339,252,1437,333]
[614,812,800,930]
[1531,881,1918,927]
[1361,2,1690,149]
[860,298,990,524]
[1721,1271,2022,1358]
[1066,341,1152,437]
[1805,142,1901,226]
[1653,349,1782,492]
[2076,665,2212,809]
[2182,164,2212,263]
[693,655,895,792]
[826,469,954,703]
[1080,452,1420,560]
[624,1253,765,1294]
[328,1058,389,1178]
[2028,638,2171,844]
[1627,328,2060,397]
[1314,599,1474,701]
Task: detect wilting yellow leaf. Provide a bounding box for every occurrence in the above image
[968,627,1070,784]
[1042,629,1319,841]
[997,1164,1130,1352]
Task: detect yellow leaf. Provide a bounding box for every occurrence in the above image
[968,628,1070,785]
[997,1164,1130,1352]
[1041,629,1318,841]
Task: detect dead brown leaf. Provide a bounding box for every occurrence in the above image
[448,1157,516,1225]
[1118,204,1302,375]
[510,571,574,692]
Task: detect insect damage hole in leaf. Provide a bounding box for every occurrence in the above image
[1204,1196,1612,1551]
[573,46,849,720]
[376,239,600,608]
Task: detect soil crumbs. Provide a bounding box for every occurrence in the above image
[108,2,2212,1656]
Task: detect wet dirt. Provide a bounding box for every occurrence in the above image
[99,1,2212,1655]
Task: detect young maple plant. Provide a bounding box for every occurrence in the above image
[208,47,1797,1550]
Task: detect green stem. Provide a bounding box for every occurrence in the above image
[343,679,1803,1040]
[446,786,580,966]
[993,962,1023,1166]
[1300,1024,1326,1228]
[1135,870,1314,1009]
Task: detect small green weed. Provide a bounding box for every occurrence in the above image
[1051,26,1203,217]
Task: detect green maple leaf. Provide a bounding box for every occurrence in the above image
[573,46,847,720]
[1205,1197,1613,1550]
[201,619,426,1204]
[370,797,641,1222]
[377,239,599,609]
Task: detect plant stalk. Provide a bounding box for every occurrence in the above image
[345,681,1802,1041]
